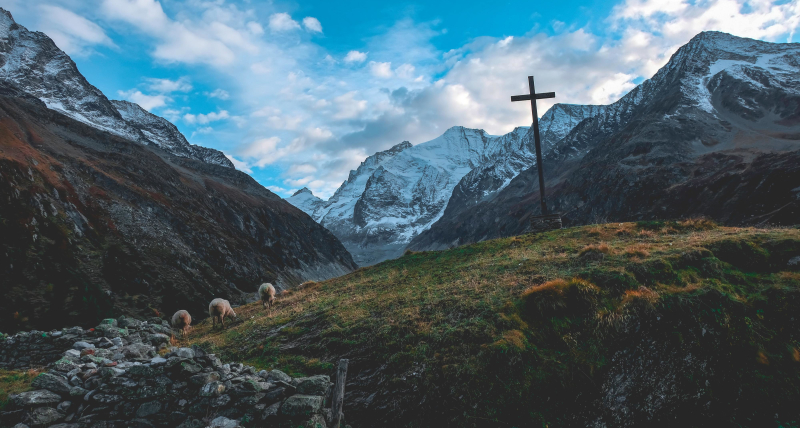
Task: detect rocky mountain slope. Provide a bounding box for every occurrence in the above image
[0,10,356,333]
[410,31,800,251]
[288,102,605,266]
[0,8,231,168]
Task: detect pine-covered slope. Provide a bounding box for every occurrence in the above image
[410,31,800,250]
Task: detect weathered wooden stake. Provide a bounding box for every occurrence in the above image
[331,358,349,428]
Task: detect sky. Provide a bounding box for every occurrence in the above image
[2,0,799,198]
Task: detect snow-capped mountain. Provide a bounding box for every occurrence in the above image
[0,9,232,168]
[287,108,602,266]
[410,31,800,250]
[288,187,324,215]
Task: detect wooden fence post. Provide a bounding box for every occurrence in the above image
[331,358,349,428]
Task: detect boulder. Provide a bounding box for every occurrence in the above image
[296,375,331,396]
[136,401,162,418]
[189,372,220,385]
[72,341,94,351]
[267,369,292,384]
[281,394,324,417]
[147,333,170,346]
[10,389,61,406]
[209,416,243,428]
[175,348,195,359]
[200,381,226,397]
[29,407,64,425]
[31,372,71,394]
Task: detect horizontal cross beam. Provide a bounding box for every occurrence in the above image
[510,92,556,102]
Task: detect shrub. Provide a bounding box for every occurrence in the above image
[521,278,601,318]
[709,239,770,273]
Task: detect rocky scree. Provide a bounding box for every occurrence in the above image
[1,317,350,428]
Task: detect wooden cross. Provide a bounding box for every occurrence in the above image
[511,76,555,215]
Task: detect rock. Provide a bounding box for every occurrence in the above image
[257,370,268,379]
[175,348,195,359]
[281,394,324,417]
[136,401,162,418]
[150,357,167,365]
[211,394,231,407]
[296,375,331,396]
[789,256,800,267]
[72,341,94,351]
[31,372,71,394]
[52,358,80,372]
[30,407,64,425]
[63,349,81,359]
[177,361,202,376]
[57,400,72,412]
[147,333,170,346]
[100,319,118,327]
[267,369,292,384]
[69,386,88,398]
[261,401,281,420]
[189,371,220,385]
[209,416,243,428]
[200,381,226,397]
[127,365,161,378]
[191,345,207,358]
[207,354,223,369]
[264,387,286,403]
[298,414,328,428]
[12,424,30,428]
[10,389,61,406]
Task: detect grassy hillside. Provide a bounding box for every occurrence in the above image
[161,222,800,426]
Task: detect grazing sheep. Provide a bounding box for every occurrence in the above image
[209,298,237,329]
[171,310,192,336]
[258,283,277,315]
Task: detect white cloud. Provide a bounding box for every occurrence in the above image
[145,77,192,93]
[395,63,416,79]
[302,17,323,33]
[100,0,238,66]
[184,110,230,125]
[332,92,367,120]
[344,50,367,63]
[268,13,300,32]
[207,89,230,100]
[225,154,252,173]
[266,185,296,195]
[288,163,318,175]
[369,61,393,78]
[247,22,264,36]
[38,5,115,55]
[117,89,168,111]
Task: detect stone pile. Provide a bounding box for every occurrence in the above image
[1,317,349,428]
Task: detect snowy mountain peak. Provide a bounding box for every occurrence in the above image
[0,8,232,168]
[293,187,314,197]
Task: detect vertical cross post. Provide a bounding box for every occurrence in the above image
[528,76,548,216]
[331,358,349,428]
[511,76,555,216]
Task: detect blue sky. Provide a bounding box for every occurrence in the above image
[2,0,798,198]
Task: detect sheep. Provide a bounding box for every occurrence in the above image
[258,283,277,316]
[208,298,237,329]
[171,310,192,337]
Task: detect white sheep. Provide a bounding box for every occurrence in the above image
[258,283,277,316]
[171,310,192,336]
[208,298,237,329]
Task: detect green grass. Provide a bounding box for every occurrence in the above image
[0,368,41,410]
[134,221,800,426]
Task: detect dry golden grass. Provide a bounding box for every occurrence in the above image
[0,368,43,410]
[624,243,651,258]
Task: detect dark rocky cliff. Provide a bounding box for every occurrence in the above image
[0,84,356,333]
